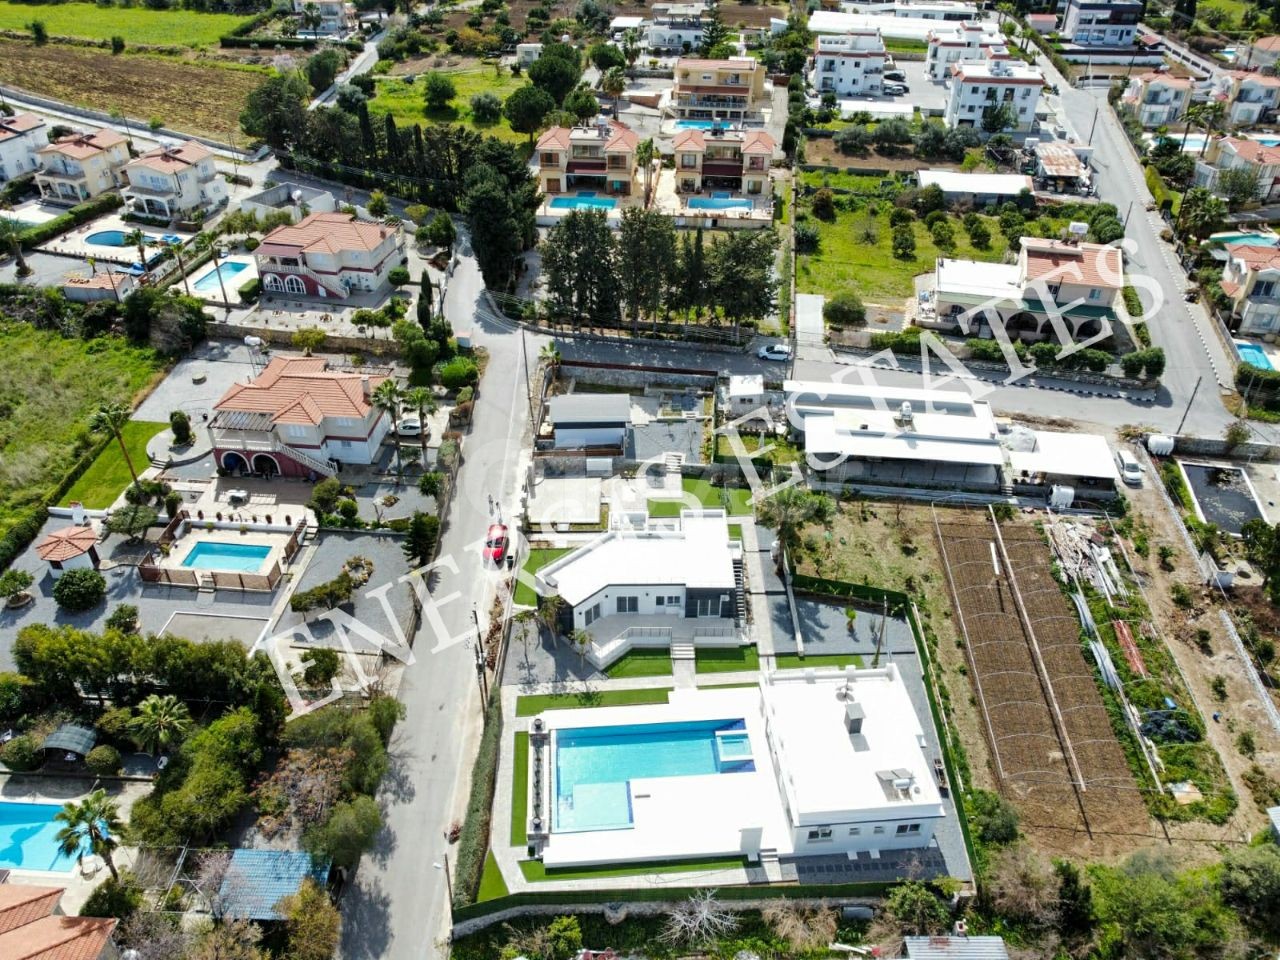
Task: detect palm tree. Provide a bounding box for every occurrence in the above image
[403,386,436,466]
[123,227,149,276]
[128,693,192,755]
[193,232,230,309]
[302,1,322,33]
[169,240,192,297]
[636,138,656,201]
[570,628,592,667]
[537,593,565,647]
[373,378,404,480]
[539,341,561,369]
[602,66,627,119]
[621,28,641,72]
[55,789,122,881]
[89,402,141,495]
[0,216,29,277]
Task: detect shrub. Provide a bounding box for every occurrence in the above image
[310,477,343,515]
[388,266,411,288]
[110,35,124,54]
[80,874,142,919]
[244,236,260,252]
[169,409,191,446]
[1,735,40,772]
[53,569,106,612]
[105,604,140,634]
[85,744,122,776]
[438,356,478,391]
[18,193,122,248]
[929,220,955,251]
[794,222,819,253]
[812,187,836,221]
[303,794,382,869]
[891,223,916,260]
[824,291,866,328]
[302,648,341,687]
[425,212,456,248]
[453,697,502,906]
[0,673,33,722]
[969,788,1019,844]
[238,278,261,302]
[471,91,502,123]
[0,506,46,572]
[889,207,914,227]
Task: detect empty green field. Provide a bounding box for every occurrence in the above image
[369,67,527,144]
[695,646,760,674]
[62,420,166,509]
[604,649,673,678]
[774,652,866,670]
[514,547,571,606]
[0,2,255,46]
[647,478,754,518]
[518,856,747,882]
[510,732,529,847]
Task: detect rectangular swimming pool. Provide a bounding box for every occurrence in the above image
[180,541,272,572]
[192,261,250,295]
[0,801,87,871]
[689,196,753,211]
[1236,340,1275,371]
[549,191,618,211]
[553,719,754,832]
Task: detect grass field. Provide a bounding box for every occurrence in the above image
[0,326,162,538]
[514,687,673,716]
[694,646,760,674]
[647,478,754,518]
[604,649,673,678]
[62,420,166,509]
[0,39,266,140]
[514,547,571,606]
[518,856,747,882]
[0,1,254,46]
[774,652,866,670]
[478,851,510,901]
[510,732,528,847]
[369,67,527,144]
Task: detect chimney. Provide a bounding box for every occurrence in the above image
[844,701,865,735]
[361,375,370,398]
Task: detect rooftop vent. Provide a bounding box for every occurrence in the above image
[844,701,865,735]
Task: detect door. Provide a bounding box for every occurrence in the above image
[547,178,561,194]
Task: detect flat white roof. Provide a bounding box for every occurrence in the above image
[835,99,914,119]
[809,9,952,39]
[1008,429,1118,481]
[765,668,943,823]
[728,374,764,398]
[537,509,736,605]
[785,378,991,417]
[610,15,646,28]
[936,258,1022,300]
[918,170,1033,196]
[802,409,1006,466]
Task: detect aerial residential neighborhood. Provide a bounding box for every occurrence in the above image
[4,0,1280,958]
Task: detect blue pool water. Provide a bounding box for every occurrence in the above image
[1249,134,1280,147]
[1213,231,1280,247]
[180,541,272,572]
[554,719,754,832]
[0,802,90,871]
[675,119,731,130]
[689,196,753,211]
[86,229,158,247]
[193,261,249,294]
[1236,340,1275,371]
[549,191,618,211]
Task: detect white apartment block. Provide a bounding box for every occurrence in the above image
[811,31,887,97]
[838,0,977,20]
[0,113,49,184]
[1062,0,1141,46]
[647,1,712,52]
[293,0,355,35]
[944,57,1044,132]
[925,21,1003,81]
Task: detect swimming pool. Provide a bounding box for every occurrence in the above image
[180,541,272,572]
[553,719,754,832]
[1248,134,1280,147]
[549,191,618,211]
[1212,232,1280,247]
[689,196,753,211]
[86,229,158,247]
[674,119,732,130]
[0,801,89,871]
[1236,340,1275,371]
[192,261,250,295]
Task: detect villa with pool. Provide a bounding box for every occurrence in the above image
[535,118,641,205]
[526,667,947,868]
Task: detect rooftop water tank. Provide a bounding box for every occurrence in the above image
[1147,434,1175,456]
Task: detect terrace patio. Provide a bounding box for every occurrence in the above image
[651,169,773,228]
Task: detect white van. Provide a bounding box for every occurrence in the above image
[1116,448,1143,486]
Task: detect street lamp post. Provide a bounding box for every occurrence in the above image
[472,604,489,703]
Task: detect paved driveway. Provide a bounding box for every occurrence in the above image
[133,339,262,422]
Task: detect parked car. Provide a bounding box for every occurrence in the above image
[1116,449,1143,486]
[884,69,906,82]
[757,342,792,362]
[484,523,509,564]
[884,81,909,95]
[397,416,423,437]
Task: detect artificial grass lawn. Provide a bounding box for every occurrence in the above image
[369,67,527,144]
[774,652,866,670]
[604,649,673,678]
[513,547,572,606]
[0,0,254,45]
[646,477,754,518]
[694,646,760,674]
[0,326,163,536]
[62,420,167,509]
[515,687,674,716]
[518,856,747,882]
[478,851,510,901]
[728,523,743,541]
[510,732,529,847]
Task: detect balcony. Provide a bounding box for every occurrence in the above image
[702,160,744,177]
[37,167,87,184]
[124,181,178,198]
[566,159,606,174]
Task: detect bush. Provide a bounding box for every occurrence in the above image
[310,477,344,515]
[80,874,142,919]
[0,673,33,722]
[18,193,121,248]
[302,648,341,687]
[969,788,1019,844]
[0,506,47,572]
[238,277,261,302]
[812,187,836,221]
[85,744,122,776]
[53,569,106,612]
[388,266,411,288]
[824,291,866,328]
[794,223,819,253]
[169,409,191,446]
[453,696,502,906]
[425,212,456,248]
[1,735,40,772]
[438,356,478,391]
[968,219,991,249]
[471,91,502,123]
[105,604,140,634]
[419,472,444,496]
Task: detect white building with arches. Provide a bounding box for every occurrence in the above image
[255,212,405,302]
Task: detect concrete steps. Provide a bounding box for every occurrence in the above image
[670,640,696,661]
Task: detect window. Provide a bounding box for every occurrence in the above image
[1088,288,1102,301]
[896,823,922,835]
[286,424,307,439]
[849,826,861,836]
[681,154,698,168]
[807,827,833,842]
[616,596,638,614]
[656,596,665,606]
[584,602,602,626]
[873,825,885,834]
[694,596,718,617]
[1256,280,1277,298]
[668,595,680,605]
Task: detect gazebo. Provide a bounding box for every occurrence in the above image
[42,724,98,763]
[35,525,100,579]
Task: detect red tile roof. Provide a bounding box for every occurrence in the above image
[676,57,759,71]
[0,888,62,936]
[1136,71,1191,87]
[1230,69,1280,87]
[604,120,639,152]
[741,130,775,154]
[0,915,115,960]
[39,129,126,160]
[673,129,706,151]
[215,355,388,426]
[1222,136,1280,165]
[535,126,572,151]
[62,272,132,293]
[126,140,212,175]
[1020,238,1124,289]
[1226,242,1280,271]
[259,212,395,257]
[1252,35,1280,51]
[0,113,44,143]
[35,525,97,563]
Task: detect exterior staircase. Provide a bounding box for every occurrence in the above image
[670,640,696,661]
[274,439,336,478]
[664,451,684,478]
[732,556,747,625]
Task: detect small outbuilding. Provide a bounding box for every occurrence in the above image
[547,394,632,449]
[726,374,765,414]
[218,849,331,920]
[60,271,135,303]
[35,524,100,579]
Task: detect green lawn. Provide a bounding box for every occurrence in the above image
[510,732,528,847]
[695,646,760,674]
[728,523,743,541]
[515,687,673,716]
[369,67,527,144]
[604,649,673,678]
[478,851,510,901]
[0,1,254,45]
[514,548,572,606]
[518,856,747,882]
[774,652,866,670]
[62,420,167,509]
[647,478,754,518]
[0,325,163,537]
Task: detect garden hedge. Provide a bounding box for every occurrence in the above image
[453,695,503,909]
[0,506,48,573]
[19,193,122,249]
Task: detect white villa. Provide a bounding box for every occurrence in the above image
[0,112,49,184]
[35,128,130,204]
[530,669,947,867]
[254,211,405,301]
[944,55,1044,132]
[122,140,228,221]
[532,509,743,669]
[293,0,356,34]
[924,21,1003,81]
[811,31,888,97]
[647,1,714,52]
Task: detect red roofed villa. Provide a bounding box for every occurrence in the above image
[0,884,116,960]
[254,211,405,302]
[1220,242,1280,336]
[535,117,641,200]
[210,355,392,477]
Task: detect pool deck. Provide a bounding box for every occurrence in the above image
[158,526,292,577]
[172,254,258,305]
[1234,337,1280,372]
[37,213,197,266]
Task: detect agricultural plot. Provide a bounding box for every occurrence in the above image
[0,40,265,140]
[0,1,253,46]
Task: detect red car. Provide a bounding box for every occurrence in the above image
[484,523,509,564]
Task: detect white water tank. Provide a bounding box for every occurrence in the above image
[1049,485,1075,509]
[1147,434,1175,456]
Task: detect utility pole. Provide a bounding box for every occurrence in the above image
[434,853,453,904]
[520,324,536,435]
[472,604,489,704]
[1088,103,1100,145]
[1175,374,1203,435]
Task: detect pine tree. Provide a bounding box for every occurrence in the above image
[358,101,377,161]
[382,112,400,170]
[417,270,433,331]
[402,511,440,567]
